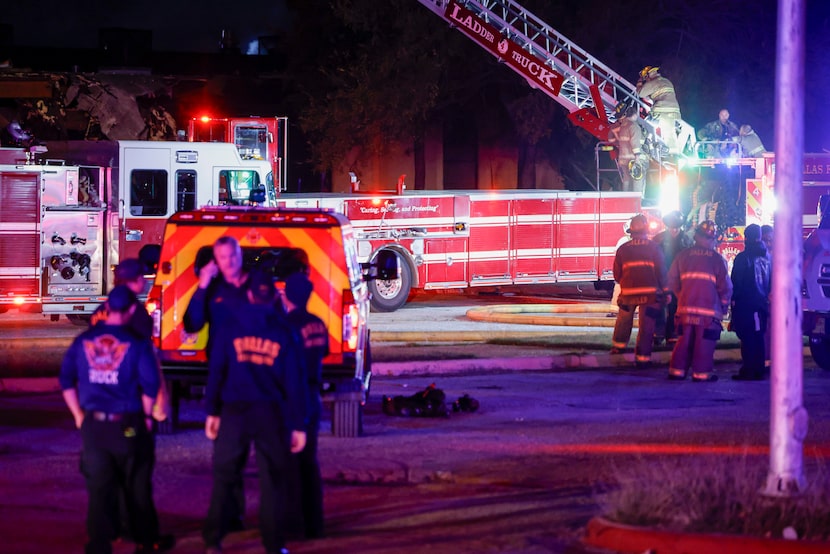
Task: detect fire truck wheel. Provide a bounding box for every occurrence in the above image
[809,336,830,370]
[369,250,411,312]
[66,314,91,326]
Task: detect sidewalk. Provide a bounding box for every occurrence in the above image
[0,330,752,393]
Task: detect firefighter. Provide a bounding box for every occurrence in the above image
[282,271,329,539]
[184,236,252,533]
[90,258,169,542]
[730,224,771,380]
[610,214,667,368]
[59,285,174,554]
[697,109,740,157]
[202,269,308,554]
[738,124,767,157]
[667,220,732,382]
[652,211,693,345]
[636,66,687,155]
[607,105,647,193]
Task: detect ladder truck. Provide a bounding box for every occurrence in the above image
[414,0,696,173]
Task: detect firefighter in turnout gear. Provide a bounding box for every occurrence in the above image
[611,214,667,367]
[608,105,647,193]
[652,211,693,344]
[667,220,732,382]
[636,66,693,156]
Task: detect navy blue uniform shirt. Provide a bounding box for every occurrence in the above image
[59,324,160,414]
[205,302,308,433]
[183,274,248,335]
[286,309,329,424]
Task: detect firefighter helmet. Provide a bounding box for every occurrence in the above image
[639,66,659,81]
[695,220,717,240]
[662,210,685,229]
[628,159,646,181]
[628,214,649,234]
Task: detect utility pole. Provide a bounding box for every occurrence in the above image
[765,0,808,496]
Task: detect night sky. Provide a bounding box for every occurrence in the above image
[2,0,290,53]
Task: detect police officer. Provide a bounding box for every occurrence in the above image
[283,271,329,539]
[730,224,771,380]
[611,214,667,368]
[652,211,693,344]
[59,285,174,554]
[203,269,308,554]
[667,220,733,382]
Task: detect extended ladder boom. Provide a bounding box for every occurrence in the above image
[416,0,693,154]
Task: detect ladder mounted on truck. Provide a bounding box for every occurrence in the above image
[415,0,695,161]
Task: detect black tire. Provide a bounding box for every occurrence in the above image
[331,379,363,438]
[809,336,830,370]
[66,314,91,326]
[369,250,412,312]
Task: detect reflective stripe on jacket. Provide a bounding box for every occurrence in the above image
[668,245,732,321]
[613,237,667,305]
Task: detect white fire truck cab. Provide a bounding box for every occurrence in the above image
[0,141,273,319]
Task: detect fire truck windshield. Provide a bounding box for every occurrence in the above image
[234,126,269,161]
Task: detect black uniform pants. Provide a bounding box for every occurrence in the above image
[203,402,290,553]
[295,418,324,538]
[80,415,158,554]
[733,307,768,377]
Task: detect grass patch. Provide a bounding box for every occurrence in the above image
[599,455,830,541]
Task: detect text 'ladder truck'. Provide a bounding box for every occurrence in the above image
[414,0,695,163]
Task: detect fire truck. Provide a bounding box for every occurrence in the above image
[0,141,274,319]
[280,187,643,311]
[187,116,288,194]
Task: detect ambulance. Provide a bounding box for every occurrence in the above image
[148,204,396,437]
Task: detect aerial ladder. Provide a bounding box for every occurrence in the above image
[414,0,696,164]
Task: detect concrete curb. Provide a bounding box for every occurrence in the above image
[372,344,745,377]
[0,377,61,393]
[584,516,830,554]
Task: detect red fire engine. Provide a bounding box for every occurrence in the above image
[0,141,274,319]
[187,116,288,193]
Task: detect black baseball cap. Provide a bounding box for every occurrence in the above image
[114,258,145,283]
[247,269,276,304]
[107,285,137,312]
[284,272,313,308]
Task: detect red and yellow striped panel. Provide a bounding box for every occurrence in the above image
[745,178,763,224]
[158,221,350,361]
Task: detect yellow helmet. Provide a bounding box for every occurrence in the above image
[639,66,659,80]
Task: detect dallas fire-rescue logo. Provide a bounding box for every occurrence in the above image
[83,335,130,385]
[234,336,281,366]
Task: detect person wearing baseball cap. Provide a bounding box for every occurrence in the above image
[59,283,174,554]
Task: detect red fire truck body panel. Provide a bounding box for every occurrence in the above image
[280,190,642,309]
